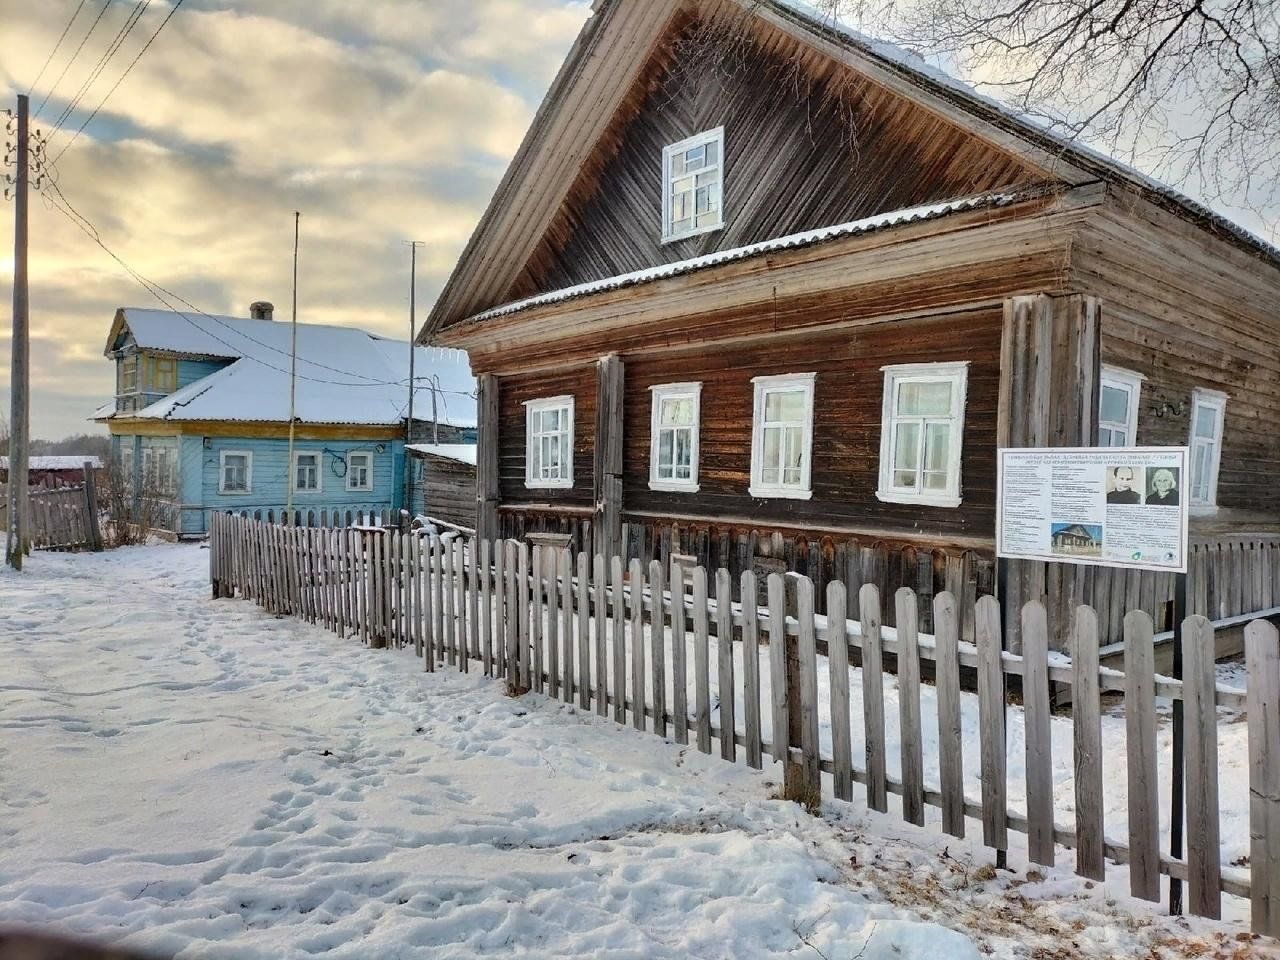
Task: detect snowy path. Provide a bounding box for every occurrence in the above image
[0,544,1265,959]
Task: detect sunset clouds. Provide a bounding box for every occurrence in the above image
[0,0,588,436]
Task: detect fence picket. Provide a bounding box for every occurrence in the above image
[859,584,888,814]
[976,595,1008,855]
[1073,605,1105,882]
[826,581,852,801]
[673,560,690,745]
[715,568,735,763]
[741,571,762,770]
[560,549,574,704]
[895,587,925,827]
[517,542,531,691]
[505,541,520,689]
[1022,600,1055,868]
[443,537,456,664]
[531,546,545,693]
[578,553,591,709]
[1245,619,1280,937]
[594,555,608,717]
[1184,615,1222,919]
[649,560,668,738]
[693,567,712,753]
[611,556,627,726]
[767,573,787,765]
[463,537,477,673]
[1124,610,1159,900]
[547,548,560,697]
[630,558,646,731]
[796,577,820,803]
[480,539,492,675]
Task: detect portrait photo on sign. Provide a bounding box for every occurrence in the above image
[1050,522,1103,558]
[1105,465,1144,504]
[1146,466,1181,506]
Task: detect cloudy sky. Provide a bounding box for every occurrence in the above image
[0,0,589,439]
[0,0,1274,440]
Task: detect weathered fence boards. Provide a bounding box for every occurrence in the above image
[209,512,1280,938]
[0,476,102,552]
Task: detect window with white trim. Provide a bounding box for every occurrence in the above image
[1098,366,1144,447]
[749,373,815,500]
[876,362,968,508]
[292,451,322,493]
[120,354,138,393]
[525,396,574,488]
[1188,389,1227,509]
[347,451,374,492]
[662,127,724,242]
[119,446,134,485]
[219,450,251,494]
[649,382,701,492]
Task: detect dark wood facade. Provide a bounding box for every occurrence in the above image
[410,451,478,531]
[429,0,1280,649]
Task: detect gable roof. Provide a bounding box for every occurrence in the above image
[100,307,477,428]
[422,0,1277,338]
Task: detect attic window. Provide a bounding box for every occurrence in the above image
[662,127,724,242]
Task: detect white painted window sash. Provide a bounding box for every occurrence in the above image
[219,450,252,495]
[1098,365,1145,447]
[649,382,702,492]
[1188,388,1227,510]
[876,362,968,508]
[524,395,575,489]
[291,450,322,494]
[346,451,374,492]
[749,373,815,500]
[661,127,725,243]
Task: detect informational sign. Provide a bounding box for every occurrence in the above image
[996,447,1190,573]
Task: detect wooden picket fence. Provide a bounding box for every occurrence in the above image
[208,511,1280,938]
[0,478,102,552]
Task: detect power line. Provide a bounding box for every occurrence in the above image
[41,182,475,398]
[34,0,112,120]
[47,0,151,138]
[27,0,89,98]
[54,0,187,164]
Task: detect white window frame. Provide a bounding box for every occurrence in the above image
[219,450,252,495]
[524,395,575,489]
[648,382,702,493]
[661,127,725,244]
[1098,365,1145,447]
[749,373,816,501]
[876,362,969,509]
[291,450,323,494]
[346,451,374,493]
[1188,388,1227,512]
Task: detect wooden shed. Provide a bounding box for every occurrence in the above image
[407,444,478,532]
[420,0,1280,651]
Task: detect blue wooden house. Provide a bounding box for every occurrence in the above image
[95,302,477,538]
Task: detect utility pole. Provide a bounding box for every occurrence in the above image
[404,240,423,514]
[285,211,300,522]
[6,95,30,570]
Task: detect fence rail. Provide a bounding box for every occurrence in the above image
[209,512,1280,938]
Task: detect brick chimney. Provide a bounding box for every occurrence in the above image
[249,301,274,321]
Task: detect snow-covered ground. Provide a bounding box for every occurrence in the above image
[0,543,1269,959]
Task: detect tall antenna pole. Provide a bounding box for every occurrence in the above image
[285,211,300,523]
[404,240,422,515]
[6,95,30,570]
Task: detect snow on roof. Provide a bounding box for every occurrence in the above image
[406,443,479,466]
[101,309,477,428]
[766,0,1280,264]
[1,456,102,471]
[467,192,1018,324]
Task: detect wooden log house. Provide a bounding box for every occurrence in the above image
[421,0,1280,650]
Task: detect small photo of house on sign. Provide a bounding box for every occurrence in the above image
[1050,523,1103,558]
